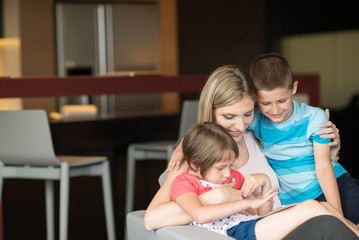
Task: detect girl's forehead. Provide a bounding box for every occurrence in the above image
[214,151,235,165]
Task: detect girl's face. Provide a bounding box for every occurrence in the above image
[195,151,235,185]
[213,96,255,143]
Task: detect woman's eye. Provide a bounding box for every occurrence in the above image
[223,115,234,120]
[244,111,253,117]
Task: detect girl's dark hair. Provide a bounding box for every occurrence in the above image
[182,122,239,177]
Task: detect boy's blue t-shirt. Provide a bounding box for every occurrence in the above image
[248,100,347,204]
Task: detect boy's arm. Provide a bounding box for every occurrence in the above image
[313,142,343,215]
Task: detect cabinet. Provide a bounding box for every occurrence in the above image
[55,2,161,113]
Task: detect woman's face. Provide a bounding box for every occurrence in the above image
[213,96,255,143]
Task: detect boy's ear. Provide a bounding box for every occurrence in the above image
[292,81,299,95]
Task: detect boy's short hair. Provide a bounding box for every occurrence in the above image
[182,122,239,177]
[249,52,294,91]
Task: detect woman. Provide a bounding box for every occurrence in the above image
[144,65,341,232]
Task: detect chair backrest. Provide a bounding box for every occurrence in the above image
[177,100,199,140]
[0,110,60,166]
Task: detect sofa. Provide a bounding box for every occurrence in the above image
[127,210,234,240]
[127,168,359,240]
[126,210,358,240]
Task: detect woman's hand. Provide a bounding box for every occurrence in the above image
[319,109,341,148]
[319,109,341,162]
[167,139,185,171]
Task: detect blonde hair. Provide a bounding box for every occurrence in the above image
[182,122,239,177]
[198,65,255,123]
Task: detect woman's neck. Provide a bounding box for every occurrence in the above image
[232,136,249,169]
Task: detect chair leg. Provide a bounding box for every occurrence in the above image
[0,162,3,200]
[59,162,69,240]
[125,146,136,215]
[45,180,55,240]
[101,161,116,240]
[0,163,3,240]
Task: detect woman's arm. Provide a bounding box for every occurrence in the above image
[313,142,343,215]
[145,164,247,230]
[144,162,189,230]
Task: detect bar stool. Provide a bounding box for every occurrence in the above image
[0,110,116,240]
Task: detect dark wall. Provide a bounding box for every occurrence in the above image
[268,0,359,52]
[178,0,268,74]
[178,0,359,74]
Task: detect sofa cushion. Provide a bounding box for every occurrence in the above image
[127,210,234,240]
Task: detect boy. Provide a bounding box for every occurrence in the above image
[248,52,359,224]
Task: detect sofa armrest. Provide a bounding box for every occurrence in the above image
[127,210,234,240]
[156,224,234,240]
[127,210,156,240]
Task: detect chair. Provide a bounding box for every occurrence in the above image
[0,110,115,240]
[125,100,198,215]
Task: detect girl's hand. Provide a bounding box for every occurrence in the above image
[167,140,185,172]
[241,174,270,198]
[200,182,243,205]
[248,187,278,210]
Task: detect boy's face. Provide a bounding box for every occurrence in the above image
[256,82,298,123]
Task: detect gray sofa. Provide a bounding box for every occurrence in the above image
[126,172,358,240]
[126,210,358,240]
[126,210,234,240]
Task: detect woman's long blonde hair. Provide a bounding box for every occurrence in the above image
[198,65,256,123]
